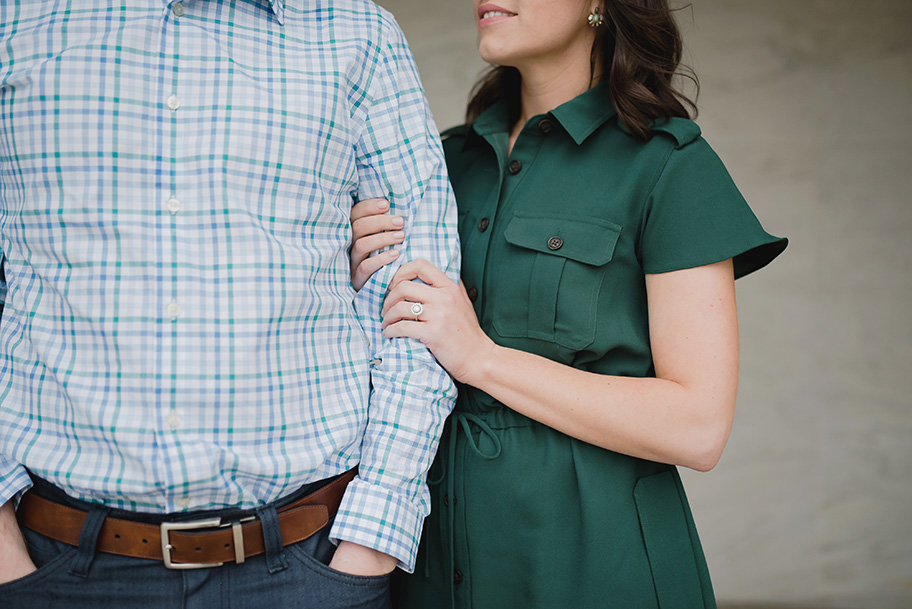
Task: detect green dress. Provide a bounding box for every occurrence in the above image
[394,85,787,609]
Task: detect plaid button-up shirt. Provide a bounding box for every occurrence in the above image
[0,0,459,570]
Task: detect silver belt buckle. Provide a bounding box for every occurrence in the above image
[161,517,246,570]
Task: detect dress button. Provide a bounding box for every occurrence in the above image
[177,497,190,509]
[508,160,522,175]
[547,236,563,251]
[538,119,553,133]
[166,411,182,429]
[467,286,478,302]
[166,94,181,111]
[453,569,464,585]
[167,300,182,320]
[478,217,490,233]
[171,2,185,17]
[166,197,182,214]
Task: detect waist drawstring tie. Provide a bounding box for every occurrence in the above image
[424,411,502,607]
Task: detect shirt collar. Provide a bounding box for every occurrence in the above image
[267,0,286,24]
[470,81,617,147]
[164,0,286,25]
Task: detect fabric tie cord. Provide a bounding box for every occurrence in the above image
[424,411,502,605]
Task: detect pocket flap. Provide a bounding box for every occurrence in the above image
[503,212,621,266]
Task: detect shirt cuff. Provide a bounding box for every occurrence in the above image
[329,476,425,573]
[0,457,32,506]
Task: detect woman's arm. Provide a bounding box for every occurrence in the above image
[382,259,739,472]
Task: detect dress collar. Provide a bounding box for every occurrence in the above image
[471,82,617,146]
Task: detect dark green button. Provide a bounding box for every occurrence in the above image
[467,286,478,302]
[508,160,522,175]
[478,217,490,232]
[538,119,553,133]
[454,570,464,584]
[547,236,563,251]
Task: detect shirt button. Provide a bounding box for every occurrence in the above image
[166,197,182,214]
[508,160,522,175]
[171,2,185,17]
[177,497,190,509]
[166,411,182,429]
[453,569,464,585]
[166,94,181,111]
[467,286,478,302]
[547,236,563,251]
[478,217,490,233]
[167,300,182,320]
[538,119,553,133]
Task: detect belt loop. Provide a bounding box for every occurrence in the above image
[256,504,287,574]
[68,505,110,578]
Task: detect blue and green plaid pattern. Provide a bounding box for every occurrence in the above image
[0,0,459,571]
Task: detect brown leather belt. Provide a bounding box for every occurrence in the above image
[17,469,357,569]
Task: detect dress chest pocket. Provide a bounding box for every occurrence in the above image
[493,212,621,350]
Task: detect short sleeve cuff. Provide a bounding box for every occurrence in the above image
[329,476,425,573]
[0,457,32,506]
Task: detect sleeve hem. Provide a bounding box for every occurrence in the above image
[0,461,33,506]
[328,477,425,573]
[642,236,788,279]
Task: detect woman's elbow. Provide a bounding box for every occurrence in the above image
[683,408,734,472]
[687,443,725,472]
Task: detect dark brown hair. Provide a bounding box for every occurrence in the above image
[466,1,698,140]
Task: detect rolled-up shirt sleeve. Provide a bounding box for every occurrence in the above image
[0,457,32,507]
[328,14,460,572]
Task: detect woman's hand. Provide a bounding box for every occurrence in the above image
[382,259,497,384]
[350,198,405,291]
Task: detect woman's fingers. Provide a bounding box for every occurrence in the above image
[382,319,425,341]
[353,249,400,292]
[352,212,405,242]
[381,281,438,320]
[349,198,405,291]
[382,299,437,329]
[351,198,390,223]
[350,230,405,262]
[389,259,453,290]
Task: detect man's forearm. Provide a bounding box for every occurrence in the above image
[0,500,35,584]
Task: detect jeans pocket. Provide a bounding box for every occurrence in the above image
[286,538,392,589]
[282,527,391,609]
[0,528,77,594]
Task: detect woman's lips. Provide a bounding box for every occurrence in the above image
[478,4,517,27]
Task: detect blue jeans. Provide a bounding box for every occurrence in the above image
[1,481,391,609]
